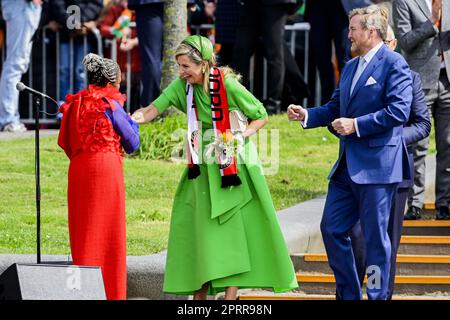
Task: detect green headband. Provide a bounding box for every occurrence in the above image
[182,35,213,61]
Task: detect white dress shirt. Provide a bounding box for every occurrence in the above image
[425,0,432,13]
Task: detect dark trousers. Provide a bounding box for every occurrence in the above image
[305,0,351,102]
[232,3,288,102]
[135,3,163,107]
[322,162,396,300]
[282,43,310,109]
[350,186,407,300]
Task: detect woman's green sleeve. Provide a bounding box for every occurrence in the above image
[225,76,268,120]
[152,78,185,114]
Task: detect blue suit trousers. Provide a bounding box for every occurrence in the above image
[350,186,408,299]
[321,161,397,300]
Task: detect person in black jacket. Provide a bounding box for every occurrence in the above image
[214,0,240,66]
[47,0,103,106]
[127,0,164,108]
[232,0,299,115]
[304,0,372,105]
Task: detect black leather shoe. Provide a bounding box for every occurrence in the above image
[436,206,450,220]
[404,206,422,220]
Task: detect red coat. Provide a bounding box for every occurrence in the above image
[58,85,128,300]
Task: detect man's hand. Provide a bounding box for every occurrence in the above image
[287,104,306,121]
[47,20,61,32]
[120,37,138,51]
[331,118,356,136]
[121,27,132,39]
[83,21,97,31]
[431,0,442,26]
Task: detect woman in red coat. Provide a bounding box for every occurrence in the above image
[58,53,140,300]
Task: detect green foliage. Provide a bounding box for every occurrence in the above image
[0,136,182,256]
[428,119,436,155]
[136,114,187,160]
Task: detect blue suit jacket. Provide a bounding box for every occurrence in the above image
[398,70,431,188]
[402,71,430,148]
[306,44,413,184]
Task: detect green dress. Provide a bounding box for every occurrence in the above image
[153,75,298,295]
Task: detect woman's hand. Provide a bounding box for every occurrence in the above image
[242,117,269,138]
[131,104,159,124]
[131,110,145,124]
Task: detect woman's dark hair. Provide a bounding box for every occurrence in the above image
[82,53,120,87]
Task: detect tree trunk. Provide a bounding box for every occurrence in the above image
[161,0,187,90]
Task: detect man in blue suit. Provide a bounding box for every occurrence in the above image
[288,5,412,300]
[349,25,431,300]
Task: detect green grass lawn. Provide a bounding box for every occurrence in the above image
[1,114,434,256]
[0,137,184,256]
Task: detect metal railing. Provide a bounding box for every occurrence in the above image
[190,23,214,37]
[0,21,316,124]
[193,22,315,107]
[1,25,104,124]
[103,21,136,113]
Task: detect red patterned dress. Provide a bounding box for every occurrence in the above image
[58,85,138,300]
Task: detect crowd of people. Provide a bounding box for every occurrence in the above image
[0,0,449,301]
[0,0,314,129]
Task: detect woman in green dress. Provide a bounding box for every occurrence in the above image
[132,35,297,300]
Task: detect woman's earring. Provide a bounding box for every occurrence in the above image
[202,67,206,74]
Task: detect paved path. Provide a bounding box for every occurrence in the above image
[0,129,59,141]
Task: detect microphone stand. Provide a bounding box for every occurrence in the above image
[34,96,42,264]
[31,94,58,264]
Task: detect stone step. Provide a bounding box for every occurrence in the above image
[421,203,450,217]
[239,293,450,300]
[402,220,450,236]
[424,203,436,211]
[409,203,440,219]
[292,253,450,276]
[238,290,450,300]
[295,273,450,296]
[398,236,450,255]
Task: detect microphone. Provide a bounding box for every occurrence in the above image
[16,82,58,106]
[16,82,49,99]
